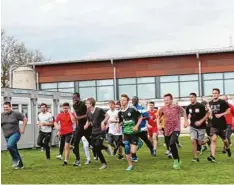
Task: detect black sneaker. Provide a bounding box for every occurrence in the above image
[226,148,232,157]
[113,148,118,156]
[207,155,216,162]
[117,154,124,160]
[222,149,227,154]
[73,160,81,167]
[62,161,68,166]
[192,158,200,162]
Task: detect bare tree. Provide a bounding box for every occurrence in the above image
[1,29,47,88]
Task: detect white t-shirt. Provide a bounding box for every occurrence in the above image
[38,112,53,133]
[107,109,122,135]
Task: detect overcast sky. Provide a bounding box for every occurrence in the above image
[2,0,234,60]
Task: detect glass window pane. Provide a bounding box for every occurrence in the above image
[79,80,95,87]
[97,79,113,86]
[118,85,136,99]
[58,88,74,93]
[204,80,223,96]
[224,72,234,79]
[45,89,57,92]
[180,81,199,97]
[224,79,234,94]
[118,78,136,85]
[40,83,57,89]
[97,86,114,101]
[160,83,179,97]
[79,87,96,100]
[137,77,155,84]
[12,104,19,111]
[203,73,223,80]
[58,82,74,88]
[21,104,28,119]
[180,74,198,81]
[160,76,178,82]
[137,84,155,99]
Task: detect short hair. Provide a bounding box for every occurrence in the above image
[86,98,96,107]
[62,102,70,107]
[109,100,115,105]
[189,93,197,97]
[212,88,220,94]
[201,100,207,105]
[40,103,47,108]
[115,100,121,105]
[3,102,11,107]
[164,93,173,99]
[73,92,80,98]
[149,101,155,105]
[121,94,130,101]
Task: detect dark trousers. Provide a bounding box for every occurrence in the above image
[59,135,65,155]
[73,124,96,161]
[138,131,154,151]
[167,131,180,160]
[226,124,232,144]
[37,131,51,159]
[91,134,108,164]
[5,132,23,167]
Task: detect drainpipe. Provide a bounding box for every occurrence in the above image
[111,59,117,100]
[36,72,39,90]
[196,53,202,97]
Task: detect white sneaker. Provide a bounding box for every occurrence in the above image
[99,164,108,170]
[165,150,170,155]
[84,160,91,165]
[56,154,62,160]
[230,144,232,147]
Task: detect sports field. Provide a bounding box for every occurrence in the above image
[1,136,234,184]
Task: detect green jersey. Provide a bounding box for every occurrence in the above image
[118,106,141,134]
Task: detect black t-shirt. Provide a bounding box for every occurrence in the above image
[118,106,141,134]
[73,101,87,125]
[87,107,106,135]
[186,102,207,129]
[209,99,229,130]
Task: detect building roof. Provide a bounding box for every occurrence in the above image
[30,47,234,66]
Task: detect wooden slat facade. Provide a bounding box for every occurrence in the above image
[35,52,234,83]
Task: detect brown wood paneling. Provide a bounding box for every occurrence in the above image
[35,52,234,83]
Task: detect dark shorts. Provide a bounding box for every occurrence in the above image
[123,134,138,145]
[61,133,73,144]
[107,134,122,144]
[91,134,105,147]
[210,127,226,140]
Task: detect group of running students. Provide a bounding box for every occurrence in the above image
[2,87,233,170]
[35,87,234,170]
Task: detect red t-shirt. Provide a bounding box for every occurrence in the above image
[160,104,184,136]
[55,112,74,135]
[148,109,158,128]
[225,103,234,124]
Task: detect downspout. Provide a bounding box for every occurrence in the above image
[111,59,117,100]
[36,72,39,90]
[196,53,202,97]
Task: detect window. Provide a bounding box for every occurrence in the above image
[45,89,57,92]
[118,78,136,85]
[224,79,234,94]
[40,83,57,89]
[118,85,136,99]
[58,88,74,93]
[97,86,114,101]
[21,104,28,119]
[180,74,198,81]
[224,72,234,79]
[79,80,95,87]
[137,84,155,99]
[204,80,223,96]
[79,87,96,100]
[96,79,113,86]
[180,81,199,97]
[160,83,179,97]
[203,73,223,80]
[58,82,74,88]
[12,104,19,111]
[160,76,178,82]
[137,77,155,84]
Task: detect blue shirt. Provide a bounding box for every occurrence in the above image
[134,104,149,131]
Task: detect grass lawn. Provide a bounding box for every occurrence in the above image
[1,136,234,184]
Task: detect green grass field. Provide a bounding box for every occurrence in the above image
[1,136,234,184]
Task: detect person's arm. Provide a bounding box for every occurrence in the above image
[133,109,143,132]
[77,103,88,120]
[43,114,54,126]
[179,106,188,128]
[101,110,110,130]
[17,112,28,134]
[195,105,209,127]
[142,109,149,120]
[157,109,163,130]
[215,101,230,118]
[54,114,61,131]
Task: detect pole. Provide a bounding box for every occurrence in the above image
[111,59,117,100]
[196,53,202,96]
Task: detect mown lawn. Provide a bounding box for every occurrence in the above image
[1,136,234,184]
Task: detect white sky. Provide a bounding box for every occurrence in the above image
[2,0,234,60]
